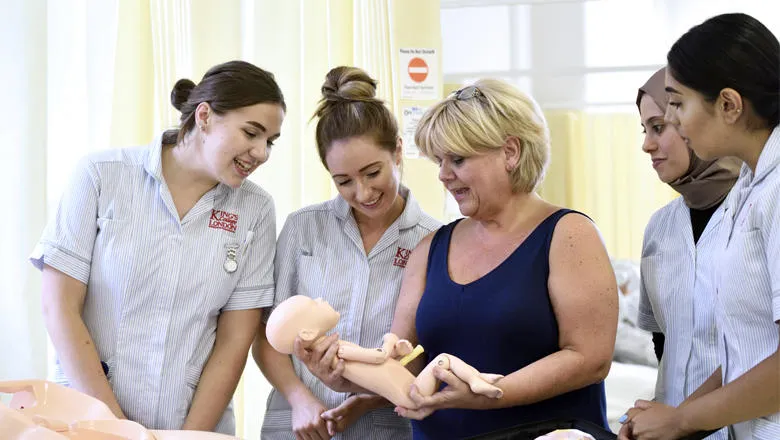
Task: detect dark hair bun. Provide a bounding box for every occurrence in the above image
[170,78,196,111]
[315,66,380,120]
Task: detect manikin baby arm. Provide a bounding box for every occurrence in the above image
[413,353,504,399]
[336,333,414,364]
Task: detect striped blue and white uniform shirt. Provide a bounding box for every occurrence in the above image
[638,196,728,440]
[30,132,276,434]
[714,125,780,439]
[261,187,440,440]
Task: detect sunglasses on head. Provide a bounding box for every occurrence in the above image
[451,85,483,101]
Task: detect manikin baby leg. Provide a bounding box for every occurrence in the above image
[413,354,504,399]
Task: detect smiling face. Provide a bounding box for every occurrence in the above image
[325,135,404,224]
[197,102,284,188]
[639,94,690,183]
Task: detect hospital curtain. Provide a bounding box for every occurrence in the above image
[0,0,49,384]
[538,111,678,260]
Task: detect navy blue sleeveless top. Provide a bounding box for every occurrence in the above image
[412,209,608,439]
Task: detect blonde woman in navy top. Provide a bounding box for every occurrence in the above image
[621,13,780,440]
[387,79,618,439]
[31,61,285,434]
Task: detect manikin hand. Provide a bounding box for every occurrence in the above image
[293,333,354,393]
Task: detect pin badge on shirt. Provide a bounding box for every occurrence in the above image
[224,244,239,273]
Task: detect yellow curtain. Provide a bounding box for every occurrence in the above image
[538,111,678,259]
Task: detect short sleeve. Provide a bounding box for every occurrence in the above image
[29,156,100,284]
[763,181,780,323]
[262,213,303,323]
[223,197,276,311]
[638,227,662,333]
[638,280,661,332]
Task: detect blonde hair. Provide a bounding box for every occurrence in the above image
[312,66,398,168]
[414,78,550,193]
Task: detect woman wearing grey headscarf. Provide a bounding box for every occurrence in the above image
[624,67,740,440]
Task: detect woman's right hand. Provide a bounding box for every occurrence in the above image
[290,395,331,440]
[293,333,355,393]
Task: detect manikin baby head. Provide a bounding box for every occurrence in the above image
[265,296,340,354]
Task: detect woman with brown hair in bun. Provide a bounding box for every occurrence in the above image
[31,60,286,434]
[253,66,439,440]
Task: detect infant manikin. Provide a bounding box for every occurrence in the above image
[265,295,505,408]
[535,429,596,440]
[0,380,238,440]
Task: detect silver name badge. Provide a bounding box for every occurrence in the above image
[224,245,238,273]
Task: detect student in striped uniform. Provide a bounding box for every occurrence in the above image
[621,13,780,440]
[252,66,440,440]
[626,66,740,440]
[30,60,285,435]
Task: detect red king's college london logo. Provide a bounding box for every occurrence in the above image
[209,209,238,233]
[393,247,412,268]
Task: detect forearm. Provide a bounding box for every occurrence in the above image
[184,309,260,431]
[183,343,248,431]
[254,335,319,405]
[681,367,722,405]
[44,309,125,418]
[678,351,779,431]
[482,348,609,409]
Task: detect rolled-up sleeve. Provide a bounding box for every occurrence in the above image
[30,156,100,284]
[223,197,276,311]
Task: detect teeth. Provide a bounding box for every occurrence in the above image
[234,159,252,171]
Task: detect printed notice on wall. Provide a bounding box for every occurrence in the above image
[401,106,427,158]
[399,48,439,100]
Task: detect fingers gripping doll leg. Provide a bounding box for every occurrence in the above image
[446,355,504,399]
[412,354,451,396]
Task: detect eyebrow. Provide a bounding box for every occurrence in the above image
[247,120,281,140]
[665,86,681,94]
[331,161,382,178]
[642,115,664,126]
[247,121,267,132]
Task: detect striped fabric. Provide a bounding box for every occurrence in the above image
[261,187,441,440]
[714,126,780,439]
[637,197,727,440]
[30,132,277,435]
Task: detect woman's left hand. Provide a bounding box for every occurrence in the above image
[395,365,486,420]
[625,400,692,440]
